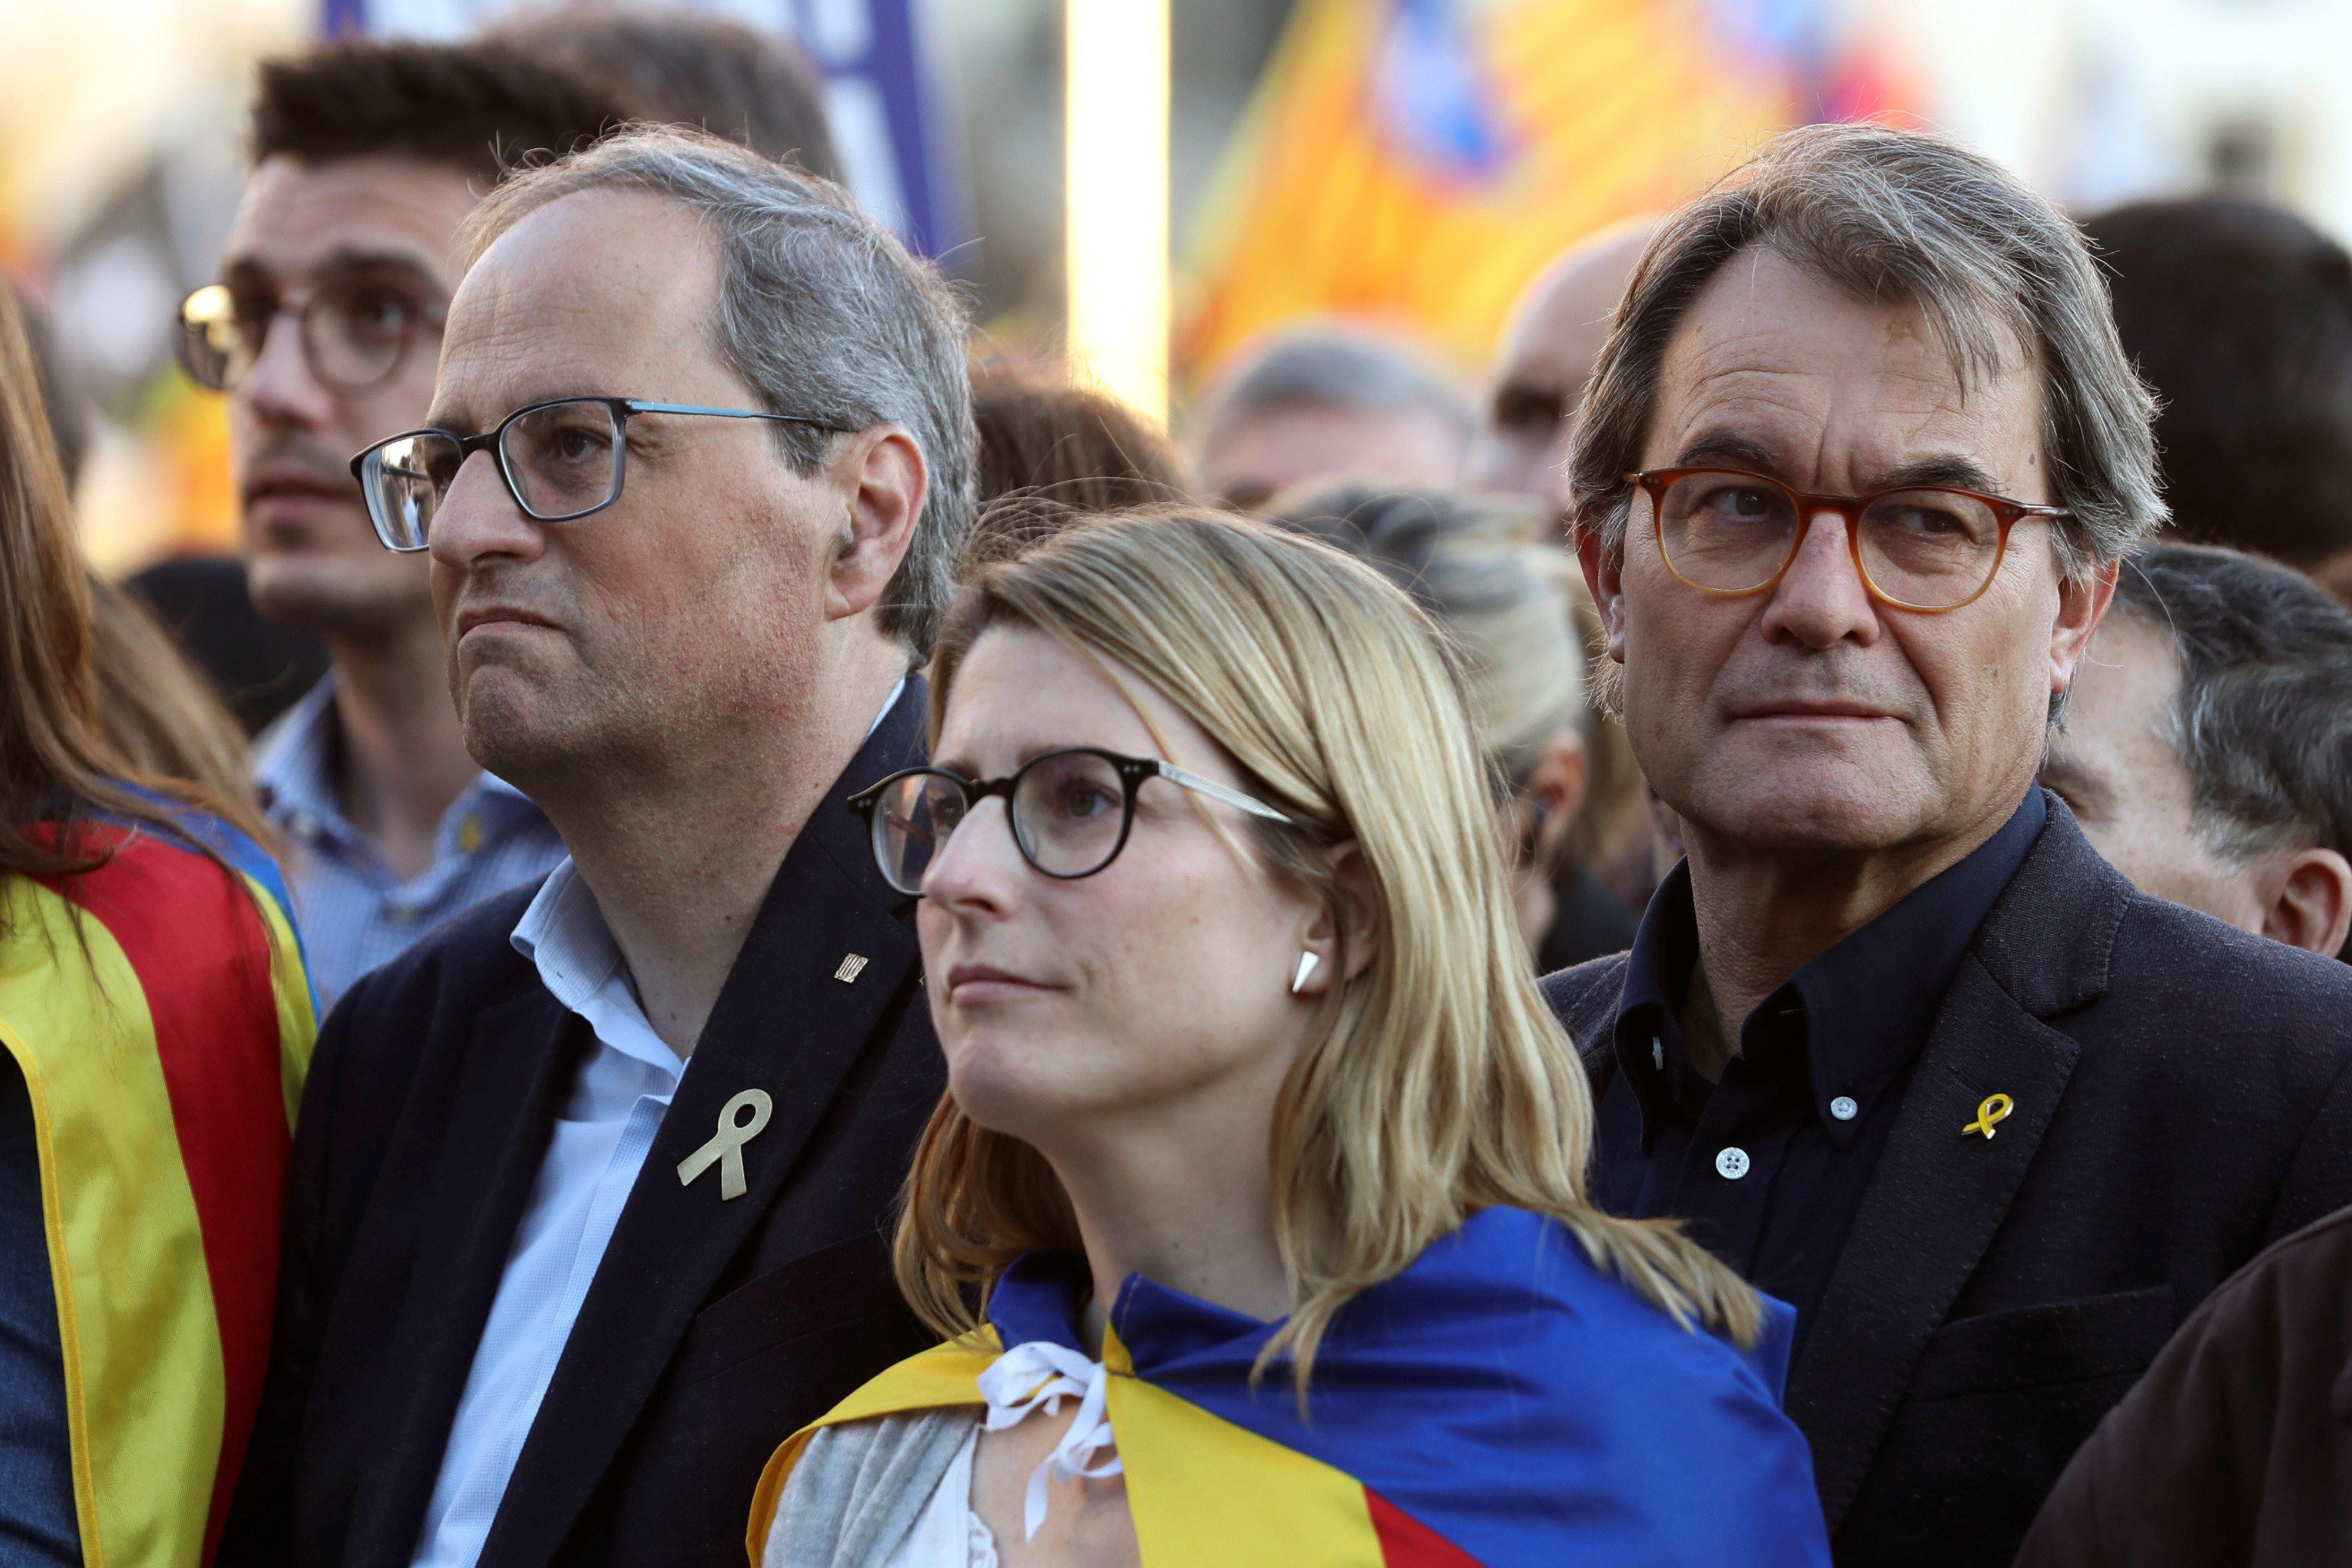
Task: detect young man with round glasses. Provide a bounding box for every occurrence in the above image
[179,40,624,1005]
[1545,123,2352,1568]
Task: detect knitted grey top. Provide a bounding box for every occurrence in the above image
[761,1410,977,1568]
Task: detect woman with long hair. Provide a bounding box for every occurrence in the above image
[0,287,316,1566]
[750,510,1825,1565]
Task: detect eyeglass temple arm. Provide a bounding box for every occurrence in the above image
[623,400,843,431]
[1158,763,1293,824]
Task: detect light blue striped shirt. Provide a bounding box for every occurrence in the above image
[253,676,568,1008]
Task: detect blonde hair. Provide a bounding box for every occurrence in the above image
[894,507,1760,1389]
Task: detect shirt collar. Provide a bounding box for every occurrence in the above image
[511,860,683,1080]
[503,674,911,1077]
[1613,788,2047,1144]
[252,675,347,844]
[255,670,543,842]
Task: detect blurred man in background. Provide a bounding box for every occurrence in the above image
[1469,219,1666,925]
[2085,197,2352,570]
[182,41,624,1006]
[2042,543,2352,959]
[493,4,842,180]
[1190,321,1472,510]
[1466,216,1657,513]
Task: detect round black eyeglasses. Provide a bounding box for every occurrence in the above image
[348,396,847,553]
[848,748,1294,897]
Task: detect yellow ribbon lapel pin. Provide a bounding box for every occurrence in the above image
[1962,1093,2014,1140]
[678,1088,774,1200]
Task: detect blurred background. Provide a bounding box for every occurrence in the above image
[8,0,2351,575]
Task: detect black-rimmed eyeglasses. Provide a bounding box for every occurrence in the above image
[348,396,847,553]
[848,748,1294,897]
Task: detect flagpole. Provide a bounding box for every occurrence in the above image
[1064,0,1171,426]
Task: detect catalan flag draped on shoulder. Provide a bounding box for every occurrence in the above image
[750,1207,1830,1566]
[0,798,316,1568]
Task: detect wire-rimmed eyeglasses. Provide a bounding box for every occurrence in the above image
[348,396,847,553]
[848,747,1294,897]
[1626,467,2072,612]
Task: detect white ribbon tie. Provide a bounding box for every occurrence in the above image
[976,1340,1122,1540]
[675,1089,773,1200]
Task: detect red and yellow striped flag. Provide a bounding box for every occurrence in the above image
[1181,0,1809,381]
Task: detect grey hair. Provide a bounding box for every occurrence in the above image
[2106,542,2352,865]
[1268,483,1585,784]
[1571,122,2163,583]
[460,123,975,655]
[1198,322,1474,449]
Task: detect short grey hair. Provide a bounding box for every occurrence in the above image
[462,124,975,655]
[1198,322,1474,449]
[1571,122,2163,581]
[2107,542,2352,865]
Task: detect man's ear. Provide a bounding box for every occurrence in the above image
[2254,847,2352,958]
[1524,728,1589,854]
[824,424,927,622]
[2049,559,2120,700]
[1576,526,1628,664]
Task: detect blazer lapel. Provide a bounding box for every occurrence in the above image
[477,681,929,1568]
[343,987,578,1568]
[1785,797,2128,1533]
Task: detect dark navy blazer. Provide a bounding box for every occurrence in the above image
[1543,794,2352,1568]
[222,681,944,1568]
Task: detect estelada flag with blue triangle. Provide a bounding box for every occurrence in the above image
[749,1207,1830,1564]
[1180,0,1913,381]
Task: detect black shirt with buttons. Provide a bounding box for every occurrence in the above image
[1593,788,2046,1359]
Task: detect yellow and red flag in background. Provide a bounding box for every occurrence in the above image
[1181,0,1913,384]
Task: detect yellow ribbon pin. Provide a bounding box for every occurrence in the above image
[677,1089,773,1200]
[1962,1093,2014,1140]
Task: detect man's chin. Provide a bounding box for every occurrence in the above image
[246,556,434,640]
[456,675,583,787]
[1680,765,1936,855]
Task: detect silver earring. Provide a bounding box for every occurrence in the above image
[1291,951,1321,995]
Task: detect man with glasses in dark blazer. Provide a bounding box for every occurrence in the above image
[224,126,974,1568]
[1547,122,2352,1568]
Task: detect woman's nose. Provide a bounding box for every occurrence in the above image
[920,796,1027,908]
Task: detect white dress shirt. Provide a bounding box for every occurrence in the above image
[409,677,905,1568]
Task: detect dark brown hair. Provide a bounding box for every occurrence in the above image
[493,5,841,182]
[2085,198,2352,567]
[971,365,1188,516]
[0,289,264,884]
[250,38,629,184]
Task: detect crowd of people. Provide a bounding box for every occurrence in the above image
[4,15,2352,1568]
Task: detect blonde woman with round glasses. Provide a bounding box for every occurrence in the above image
[750,510,1828,1567]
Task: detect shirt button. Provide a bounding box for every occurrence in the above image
[1714,1146,1751,1181]
[1830,1095,1860,1122]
